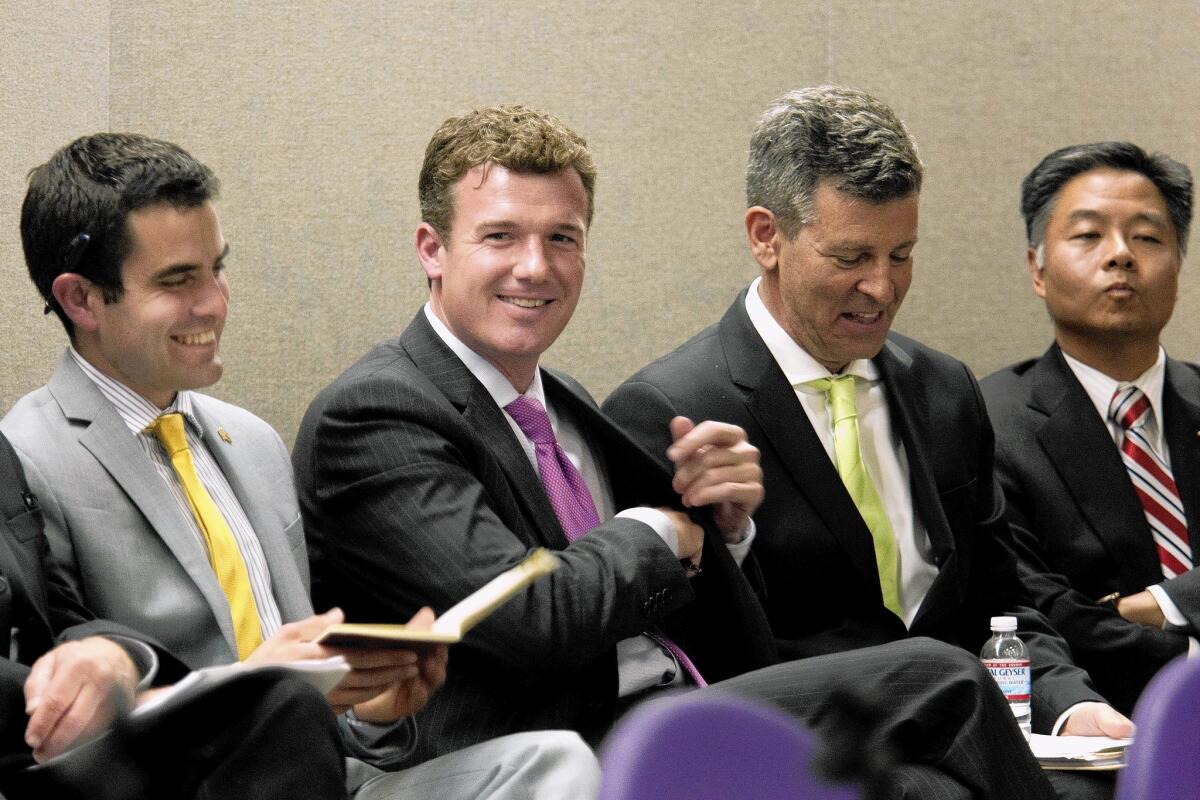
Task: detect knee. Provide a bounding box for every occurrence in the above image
[505,730,600,797]
[902,637,984,675]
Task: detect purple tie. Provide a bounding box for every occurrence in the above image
[505,394,600,541]
[504,394,707,687]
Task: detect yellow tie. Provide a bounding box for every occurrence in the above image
[806,375,903,618]
[148,413,263,659]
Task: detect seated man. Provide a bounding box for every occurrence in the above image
[603,87,1131,799]
[2,132,597,799]
[0,429,349,799]
[981,142,1199,715]
[295,103,1066,800]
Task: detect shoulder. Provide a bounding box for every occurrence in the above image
[979,357,1042,419]
[1,384,74,464]
[617,321,725,397]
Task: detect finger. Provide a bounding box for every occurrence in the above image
[406,607,437,631]
[667,420,746,463]
[674,459,763,502]
[669,416,695,444]
[36,681,105,761]
[25,667,83,752]
[335,648,420,670]
[24,650,59,714]
[682,479,764,511]
[336,664,419,692]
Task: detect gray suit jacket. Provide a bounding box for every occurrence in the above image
[1,353,421,779]
[0,352,312,669]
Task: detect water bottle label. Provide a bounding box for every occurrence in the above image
[982,658,1031,702]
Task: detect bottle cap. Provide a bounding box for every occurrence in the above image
[990,615,1017,631]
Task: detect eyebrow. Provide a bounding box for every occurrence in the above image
[1066,209,1167,226]
[152,244,230,280]
[822,237,918,252]
[474,221,586,236]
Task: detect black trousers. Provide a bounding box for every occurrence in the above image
[0,669,348,800]
[713,637,1058,800]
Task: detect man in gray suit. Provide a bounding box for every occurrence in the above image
[2,132,598,798]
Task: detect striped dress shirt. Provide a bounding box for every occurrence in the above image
[69,349,282,642]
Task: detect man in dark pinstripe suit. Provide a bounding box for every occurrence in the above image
[295,104,1061,800]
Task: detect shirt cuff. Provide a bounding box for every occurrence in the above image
[344,709,408,747]
[617,507,679,556]
[105,635,159,690]
[1148,583,1188,627]
[1051,702,1091,736]
[725,520,757,567]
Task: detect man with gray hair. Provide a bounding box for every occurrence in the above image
[982,142,1200,716]
[607,87,1130,799]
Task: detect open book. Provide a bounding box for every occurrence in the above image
[316,548,560,649]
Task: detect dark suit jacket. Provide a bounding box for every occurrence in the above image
[293,311,776,763]
[981,345,1200,714]
[604,290,1104,732]
[0,432,185,776]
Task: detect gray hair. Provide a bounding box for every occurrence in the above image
[746,86,923,238]
[1022,141,1192,259]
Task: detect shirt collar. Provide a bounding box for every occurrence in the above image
[743,276,879,391]
[422,303,549,410]
[69,347,202,436]
[1060,346,1167,426]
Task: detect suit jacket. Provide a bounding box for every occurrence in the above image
[981,344,1200,714]
[0,352,313,670]
[604,289,1104,731]
[293,310,776,762]
[0,431,185,776]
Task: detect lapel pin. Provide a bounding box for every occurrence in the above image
[218,428,232,445]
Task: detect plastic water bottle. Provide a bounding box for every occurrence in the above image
[980,615,1032,741]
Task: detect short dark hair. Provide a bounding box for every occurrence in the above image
[418,104,596,238]
[746,86,923,238]
[20,133,219,336]
[1021,141,1193,257]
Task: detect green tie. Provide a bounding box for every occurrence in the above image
[806,375,903,618]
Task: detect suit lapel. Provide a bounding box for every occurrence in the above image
[47,356,238,650]
[1030,347,1159,581]
[873,341,955,566]
[401,313,568,547]
[1163,358,1200,562]
[192,401,313,622]
[719,297,882,592]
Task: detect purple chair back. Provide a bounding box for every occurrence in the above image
[599,691,861,800]
[1116,656,1200,800]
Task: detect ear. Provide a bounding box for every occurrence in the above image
[745,206,781,271]
[1027,246,1046,299]
[415,223,446,285]
[51,273,103,333]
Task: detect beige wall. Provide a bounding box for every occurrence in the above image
[4,1,1200,445]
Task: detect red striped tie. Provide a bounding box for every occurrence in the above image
[1109,386,1193,578]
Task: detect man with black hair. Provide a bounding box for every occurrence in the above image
[982,142,1200,715]
[0,429,350,799]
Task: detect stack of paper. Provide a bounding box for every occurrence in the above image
[1031,734,1131,771]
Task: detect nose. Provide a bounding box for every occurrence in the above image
[194,272,229,318]
[1106,233,1135,270]
[856,258,895,304]
[512,238,550,282]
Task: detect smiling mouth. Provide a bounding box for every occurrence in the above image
[172,331,217,346]
[499,296,551,309]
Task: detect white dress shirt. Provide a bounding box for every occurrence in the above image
[1060,349,1197,653]
[744,278,938,626]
